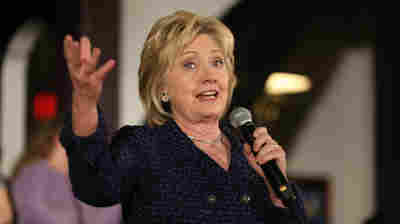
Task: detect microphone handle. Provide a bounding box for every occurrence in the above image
[239,122,297,205]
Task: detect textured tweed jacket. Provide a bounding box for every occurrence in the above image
[60,109,306,223]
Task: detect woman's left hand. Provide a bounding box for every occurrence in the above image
[243,127,287,207]
[251,127,287,178]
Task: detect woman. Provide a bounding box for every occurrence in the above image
[10,117,122,224]
[61,10,307,223]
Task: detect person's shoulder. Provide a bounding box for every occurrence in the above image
[117,120,174,139]
[10,160,52,195]
[15,160,50,179]
[115,124,151,141]
[111,123,161,149]
[114,120,183,149]
[118,124,151,137]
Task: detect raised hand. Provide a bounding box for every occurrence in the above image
[63,35,116,136]
[63,35,115,105]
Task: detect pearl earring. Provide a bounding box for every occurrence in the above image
[161,92,169,102]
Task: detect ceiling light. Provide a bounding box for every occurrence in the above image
[265,72,312,95]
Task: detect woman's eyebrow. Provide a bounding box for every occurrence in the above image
[181,50,198,56]
[210,48,223,54]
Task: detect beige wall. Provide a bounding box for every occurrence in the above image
[288,48,375,223]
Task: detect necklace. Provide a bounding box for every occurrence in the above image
[188,134,223,145]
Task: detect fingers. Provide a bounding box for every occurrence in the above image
[64,35,101,65]
[79,47,102,77]
[255,144,285,165]
[93,59,116,81]
[63,34,116,103]
[250,126,286,169]
[64,34,108,77]
[92,47,102,66]
[255,141,287,179]
[80,36,92,63]
[64,35,80,67]
[252,127,274,153]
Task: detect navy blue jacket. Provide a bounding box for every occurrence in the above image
[60,109,307,223]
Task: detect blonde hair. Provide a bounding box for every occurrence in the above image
[138,10,237,126]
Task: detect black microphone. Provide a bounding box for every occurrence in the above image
[229,107,297,206]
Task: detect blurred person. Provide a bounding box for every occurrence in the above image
[61,10,307,223]
[10,115,122,224]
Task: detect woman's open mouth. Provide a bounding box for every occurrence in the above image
[196,90,219,101]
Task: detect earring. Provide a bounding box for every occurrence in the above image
[161,92,169,102]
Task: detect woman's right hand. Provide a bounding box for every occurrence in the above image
[63,35,115,105]
[63,35,115,136]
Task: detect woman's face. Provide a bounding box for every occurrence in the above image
[162,34,230,123]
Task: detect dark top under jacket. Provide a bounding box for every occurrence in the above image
[59,108,307,223]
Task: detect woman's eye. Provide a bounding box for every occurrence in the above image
[213,58,225,67]
[183,62,196,70]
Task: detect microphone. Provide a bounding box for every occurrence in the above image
[229,107,297,206]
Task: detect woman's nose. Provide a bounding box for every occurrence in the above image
[201,66,217,84]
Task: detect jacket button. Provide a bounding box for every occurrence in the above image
[240,194,251,204]
[207,194,217,204]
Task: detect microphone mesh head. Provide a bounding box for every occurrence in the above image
[229,107,252,128]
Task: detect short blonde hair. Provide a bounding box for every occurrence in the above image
[138,10,237,126]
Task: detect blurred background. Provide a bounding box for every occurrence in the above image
[0,1,384,224]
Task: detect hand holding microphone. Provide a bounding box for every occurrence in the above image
[251,126,288,180]
[229,107,296,206]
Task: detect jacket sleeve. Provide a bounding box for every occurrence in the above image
[59,106,146,207]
